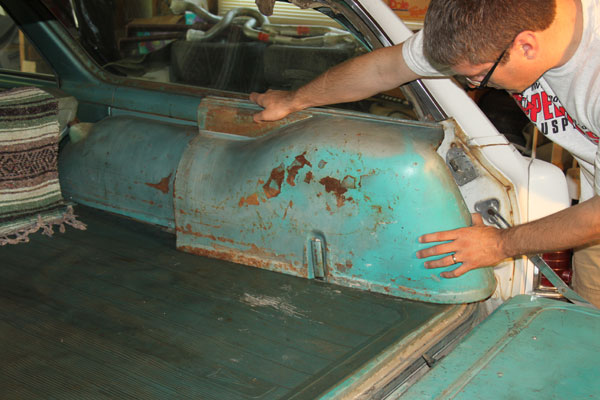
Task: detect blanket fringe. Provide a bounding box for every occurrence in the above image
[0,206,87,246]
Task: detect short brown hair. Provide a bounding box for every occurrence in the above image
[423,0,556,66]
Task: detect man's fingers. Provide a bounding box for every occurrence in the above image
[416,241,454,259]
[249,90,270,106]
[423,253,458,269]
[419,229,458,244]
[440,264,471,278]
[249,90,293,122]
[252,110,266,123]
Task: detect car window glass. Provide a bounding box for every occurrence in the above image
[0,7,54,77]
[43,0,418,120]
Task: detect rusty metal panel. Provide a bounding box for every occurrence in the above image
[59,115,197,228]
[198,97,311,138]
[174,112,496,303]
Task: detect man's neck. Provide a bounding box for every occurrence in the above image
[553,0,583,68]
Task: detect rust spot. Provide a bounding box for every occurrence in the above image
[283,200,293,220]
[258,179,265,185]
[178,244,306,277]
[145,173,172,194]
[239,193,260,207]
[371,205,382,213]
[318,160,327,169]
[176,225,217,242]
[193,219,223,229]
[319,176,348,207]
[217,236,235,244]
[341,175,357,189]
[286,152,312,186]
[335,260,353,273]
[304,171,313,184]
[396,285,431,297]
[202,104,310,137]
[263,163,285,198]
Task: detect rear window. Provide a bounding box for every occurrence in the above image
[32,0,416,119]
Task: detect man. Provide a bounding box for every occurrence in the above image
[250,0,600,307]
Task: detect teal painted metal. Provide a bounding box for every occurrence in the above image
[175,109,495,303]
[58,116,197,228]
[402,295,600,398]
[10,0,494,302]
[59,102,494,303]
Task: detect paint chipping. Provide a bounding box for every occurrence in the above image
[263,163,285,198]
[283,200,293,219]
[304,171,313,184]
[319,176,348,207]
[341,175,356,189]
[176,225,217,242]
[371,205,382,213]
[239,193,260,207]
[335,260,353,273]
[145,173,172,194]
[178,245,305,277]
[286,152,312,186]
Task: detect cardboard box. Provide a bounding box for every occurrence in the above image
[383,0,430,21]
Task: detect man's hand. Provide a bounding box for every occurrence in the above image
[416,213,507,278]
[249,89,298,122]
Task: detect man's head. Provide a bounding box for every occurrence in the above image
[423,0,557,91]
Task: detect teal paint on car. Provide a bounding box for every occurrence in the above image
[175,107,495,303]
[1,0,598,397]
[402,295,600,399]
[59,116,197,228]
[58,97,495,303]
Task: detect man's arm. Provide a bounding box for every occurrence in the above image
[249,44,420,122]
[417,196,600,278]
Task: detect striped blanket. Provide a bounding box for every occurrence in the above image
[0,87,85,245]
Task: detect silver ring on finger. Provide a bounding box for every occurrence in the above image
[452,254,457,264]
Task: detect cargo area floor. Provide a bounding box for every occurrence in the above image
[1,206,452,399]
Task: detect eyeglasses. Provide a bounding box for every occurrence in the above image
[465,48,508,89]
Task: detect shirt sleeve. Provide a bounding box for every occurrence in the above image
[402,29,452,77]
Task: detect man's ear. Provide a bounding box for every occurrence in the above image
[514,31,540,60]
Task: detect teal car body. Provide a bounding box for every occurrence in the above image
[0,0,598,398]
